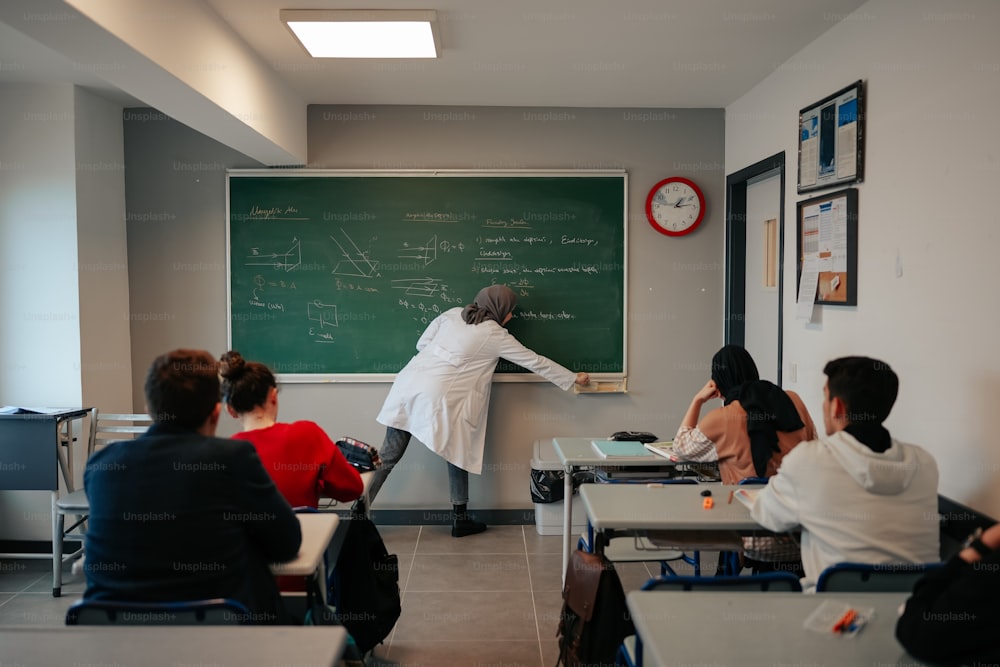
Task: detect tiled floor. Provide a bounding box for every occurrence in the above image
[0,525,696,666]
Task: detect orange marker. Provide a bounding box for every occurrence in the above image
[833,609,857,633]
[703,497,714,509]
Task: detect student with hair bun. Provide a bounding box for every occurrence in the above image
[220,351,363,508]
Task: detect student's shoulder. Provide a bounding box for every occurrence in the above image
[288,420,329,438]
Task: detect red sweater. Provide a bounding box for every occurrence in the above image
[232,421,363,508]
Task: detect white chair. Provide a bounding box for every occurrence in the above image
[52,412,152,596]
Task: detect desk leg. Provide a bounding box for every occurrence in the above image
[561,465,573,586]
[51,491,61,597]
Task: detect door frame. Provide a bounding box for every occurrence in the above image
[724,152,785,385]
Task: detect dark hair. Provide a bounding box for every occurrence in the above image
[219,350,276,415]
[823,356,898,425]
[144,349,220,429]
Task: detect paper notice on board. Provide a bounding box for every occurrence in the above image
[797,256,820,321]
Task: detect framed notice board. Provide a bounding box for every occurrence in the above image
[796,188,858,306]
[227,170,627,382]
[797,80,865,194]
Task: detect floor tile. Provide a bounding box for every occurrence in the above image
[378,525,421,558]
[415,525,526,555]
[376,639,543,667]
[526,553,562,592]
[522,527,563,554]
[392,591,536,642]
[0,560,47,594]
[0,592,80,626]
[406,554,530,592]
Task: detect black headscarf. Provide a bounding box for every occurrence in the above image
[711,345,805,477]
[462,285,517,325]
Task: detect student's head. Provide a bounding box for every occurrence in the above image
[462,284,518,326]
[710,345,760,398]
[144,349,221,430]
[219,350,277,416]
[822,356,899,435]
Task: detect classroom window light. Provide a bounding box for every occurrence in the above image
[281,9,440,58]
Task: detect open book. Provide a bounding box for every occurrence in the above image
[733,487,759,509]
[642,441,675,460]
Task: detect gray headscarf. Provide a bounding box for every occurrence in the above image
[461,285,517,325]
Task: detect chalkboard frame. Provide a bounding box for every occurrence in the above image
[226,169,628,383]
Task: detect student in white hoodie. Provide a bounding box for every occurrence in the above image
[750,356,940,590]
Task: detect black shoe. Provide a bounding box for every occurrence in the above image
[452,517,487,537]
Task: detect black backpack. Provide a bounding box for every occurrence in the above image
[328,518,401,654]
[556,549,634,667]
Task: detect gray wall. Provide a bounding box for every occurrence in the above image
[124,105,725,511]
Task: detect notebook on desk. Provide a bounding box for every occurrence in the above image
[642,441,675,460]
[590,440,648,459]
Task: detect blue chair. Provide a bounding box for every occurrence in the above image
[65,598,252,625]
[616,572,802,667]
[815,561,944,592]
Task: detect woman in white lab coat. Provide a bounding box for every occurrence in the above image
[372,285,590,537]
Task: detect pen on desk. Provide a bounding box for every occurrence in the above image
[727,490,734,504]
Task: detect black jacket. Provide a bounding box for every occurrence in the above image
[83,423,302,623]
[895,549,1000,665]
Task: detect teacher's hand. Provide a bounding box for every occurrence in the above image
[575,372,591,386]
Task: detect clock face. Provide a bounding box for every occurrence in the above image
[645,177,705,237]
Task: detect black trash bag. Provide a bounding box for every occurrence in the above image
[530,469,595,504]
[530,469,565,504]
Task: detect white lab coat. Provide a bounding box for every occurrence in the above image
[376,307,576,474]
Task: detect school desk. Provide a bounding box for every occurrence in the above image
[626,591,927,667]
[271,512,339,577]
[578,482,775,563]
[0,408,93,589]
[1,625,346,666]
[551,437,684,582]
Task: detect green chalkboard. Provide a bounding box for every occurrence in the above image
[227,171,626,380]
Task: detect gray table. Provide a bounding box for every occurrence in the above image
[627,591,928,667]
[1,625,347,666]
[552,437,685,582]
[579,482,764,532]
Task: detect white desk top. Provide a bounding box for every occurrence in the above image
[1,625,346,666]
[552,437,677,468]
[270,512,339,576]
[627,591,928,667]
[579,483,767,531]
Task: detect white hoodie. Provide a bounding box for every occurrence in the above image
[750,429,940,590]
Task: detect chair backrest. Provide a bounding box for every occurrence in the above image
[642,572,803,592]
[815,561,944,592]
[738,477,769,485]
[65,598,252,625]
[88,411,153,457]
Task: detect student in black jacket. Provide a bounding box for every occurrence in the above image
[895,521,1000,665]
[83,348,302,623]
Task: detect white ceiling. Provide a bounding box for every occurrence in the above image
[0,0,870,163]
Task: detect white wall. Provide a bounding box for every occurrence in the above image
[727,0,1000,515]
[74,87,133,417]
[0,84,80,538]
